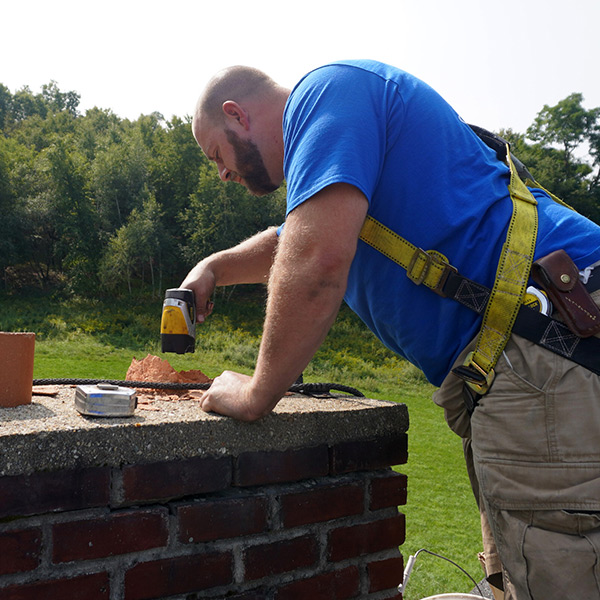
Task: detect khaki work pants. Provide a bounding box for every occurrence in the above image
[435,290,600,600]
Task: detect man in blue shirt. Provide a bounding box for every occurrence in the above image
[182,60,600,598]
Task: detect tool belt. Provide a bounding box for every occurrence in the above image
[443,251,600,412]
[531,250,600,338]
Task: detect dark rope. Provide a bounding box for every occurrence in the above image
[289,382,364,397]
[33,378,211,390]
[32,378,364,398]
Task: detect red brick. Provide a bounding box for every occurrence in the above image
[0,572,109,600]
[367,556,404,592]
[330,435,408,475]
[124,551,233,600]
[244,534,319,581]
[0,528,42,575]
[52,508,168,562]
[121,456,231,503]
[275,566,360,599]
[370,472,407,510]
[280,481,364,528]
[328,514,405,562]
[0,468,110,518]
[235,446,329,487]
[178,495,268,543]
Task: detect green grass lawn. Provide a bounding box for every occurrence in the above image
[1,290,483,599]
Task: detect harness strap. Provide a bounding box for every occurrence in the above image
[444,262,600,377]
[358,217,456,294]
[359,215,600,378]
[462,150,538,392]
[359,145,538,394]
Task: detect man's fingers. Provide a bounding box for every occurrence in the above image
[196,300,214,323]
[200,396,211,412]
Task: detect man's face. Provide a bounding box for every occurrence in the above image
[224,128,279,196]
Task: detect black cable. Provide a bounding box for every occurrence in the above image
[290,382,364,397]
[32,378,364,398]
[413,548,485,597]
[33,378,211,390]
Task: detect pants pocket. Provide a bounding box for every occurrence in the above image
[491,508,600,600]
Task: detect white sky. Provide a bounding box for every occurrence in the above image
[3,0,599,135]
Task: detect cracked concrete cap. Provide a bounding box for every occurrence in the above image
[0,387,408,476]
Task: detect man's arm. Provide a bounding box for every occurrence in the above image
[181,226,279,321]
[198,183,369,420]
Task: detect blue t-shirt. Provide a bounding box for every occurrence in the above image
[282,60,600,386]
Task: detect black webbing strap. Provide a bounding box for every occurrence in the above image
[441,266,600,377]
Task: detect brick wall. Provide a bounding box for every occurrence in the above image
[0,434,408,600]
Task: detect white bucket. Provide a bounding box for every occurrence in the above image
[421,594,487,600]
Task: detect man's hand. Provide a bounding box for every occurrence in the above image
[180,227,279,323]
[198,371,274,422]
[181,263,217,323]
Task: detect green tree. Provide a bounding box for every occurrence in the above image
[0,81,80,131]
[75,107,121,162]
[179,163,286,266]
[99,195,166,295]
[588,113,600,195]
[527,93,599,176]
[12,111,78,153]
[0,137,18,274]
[45,140,99,290]
[148,115,206,228]
[0,83,11,131]
[142,115,207,280]
[41,80,80,116]
[502,93,600,222]
[0,136,40,290]
[90,129,150,233]
[99,226,135,294]
[9,86,48,123]
[13,139,98,290]
[503,129,590,204]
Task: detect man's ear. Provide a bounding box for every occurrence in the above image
[222,100,250,130]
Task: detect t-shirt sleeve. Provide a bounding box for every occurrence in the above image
[283,65,395,215]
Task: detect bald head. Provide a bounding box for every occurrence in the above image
[194,65,281,127]
[192,66,290,195]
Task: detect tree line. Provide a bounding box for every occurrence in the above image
[0,82,598,297]
[0,81,286,296]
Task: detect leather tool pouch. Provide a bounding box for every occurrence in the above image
[531,249,600,338]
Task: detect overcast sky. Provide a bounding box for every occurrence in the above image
[3,0,599,135]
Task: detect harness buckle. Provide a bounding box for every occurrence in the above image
[406,248,431,285]
[407,248,457,296]
[452,351,495,396]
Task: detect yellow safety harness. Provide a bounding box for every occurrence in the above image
[359,146,538,395]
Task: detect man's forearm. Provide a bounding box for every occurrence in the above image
[247,184,369,412]
[187,227,279,287]
[249,240,347,411]
[196,183,368,421]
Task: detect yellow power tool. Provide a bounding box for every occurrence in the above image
[160,288,196,353]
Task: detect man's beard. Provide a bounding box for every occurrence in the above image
[225,129,279,196]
